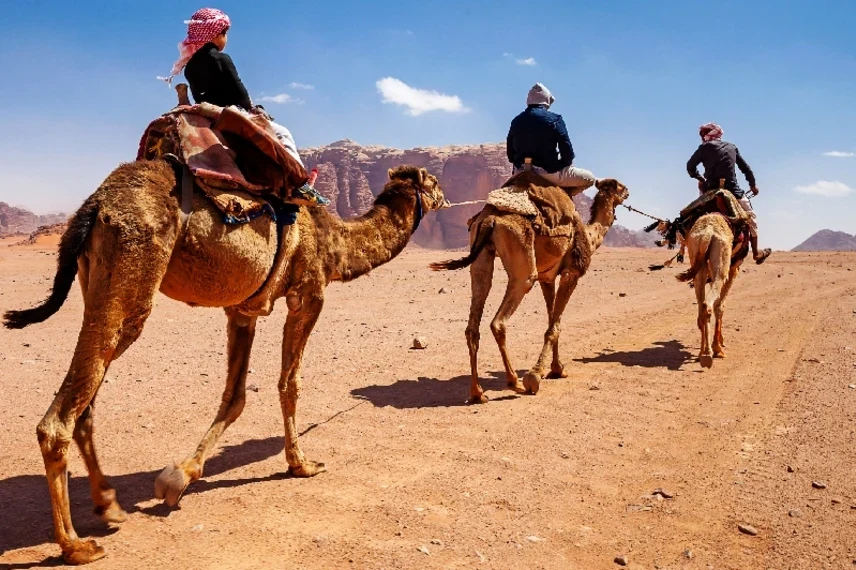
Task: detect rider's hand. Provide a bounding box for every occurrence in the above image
[750,186,759,196]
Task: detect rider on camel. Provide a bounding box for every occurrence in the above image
[162,7,328,206]
[506,83,597,195]
[668,122,771,264]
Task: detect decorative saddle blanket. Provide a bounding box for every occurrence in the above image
[138,103,308,222]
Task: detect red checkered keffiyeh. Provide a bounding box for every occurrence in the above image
[161,8,231,84]
[699,122,723,143]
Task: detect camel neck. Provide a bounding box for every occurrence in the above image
[317,190,420,283]
[585,194,617,251]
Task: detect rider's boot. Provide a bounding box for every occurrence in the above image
[750,235,771,265]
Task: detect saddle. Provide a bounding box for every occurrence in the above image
[481,169,579,238]
[672,186,751,263]
[137,99,308,223]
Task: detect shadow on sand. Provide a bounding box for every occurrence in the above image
[351,370,525,409]
[0,405,363,566]
[574,340,693,371]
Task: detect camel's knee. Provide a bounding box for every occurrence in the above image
[489,319,506,340]
[37,420,72,464]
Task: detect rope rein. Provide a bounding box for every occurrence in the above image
[620,203,665,222]
[445,199,487,208]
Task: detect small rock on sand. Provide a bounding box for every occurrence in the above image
[418,546,430,555]
[789,509,801,518]
[614,555,629,566]
[738,523,758,536]
[653,488,674,499]
[247,384,260,393]
[812,481,827,490]
[787,465,795,473]
[438,287,452,294]
[412,337,429,349]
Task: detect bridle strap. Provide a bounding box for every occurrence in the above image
[412,188,425,233]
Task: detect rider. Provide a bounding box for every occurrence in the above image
[685,122,770,264]
[162,7,328,206]
[506,83,597,195]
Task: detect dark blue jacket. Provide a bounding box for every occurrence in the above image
[687,140,756,199]
[506,105,574,173]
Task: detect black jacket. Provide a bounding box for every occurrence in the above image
[687,140,756,198]
[506,105,574,173]
[184,43,253,111]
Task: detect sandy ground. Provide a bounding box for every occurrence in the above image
[0,242,854,570]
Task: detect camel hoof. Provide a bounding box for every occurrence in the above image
[699,354,714,369]
[522,372,541,395]
[468,393,489,404]
[95,502,128,524]
[288,461,327,478]
[154,464,192,507]
[63,539,106,565]
[546,367,568,380]
[508,381,527,394]
[714,351,727,359]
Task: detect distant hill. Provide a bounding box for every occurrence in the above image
[0,202,68,236]
[792,229,856,251]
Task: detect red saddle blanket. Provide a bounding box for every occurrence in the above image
[137,103,308,197]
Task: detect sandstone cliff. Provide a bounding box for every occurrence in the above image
[300,140,653,249]
[0,203,68,237]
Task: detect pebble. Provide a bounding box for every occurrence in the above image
[831,498,842,505]
[430,539,443,546]
[247,384,260,393]
[653,488,675,499]
[248,368,255,374]
[614,555,629,566]
[812,481,827,490]
[418,546,430,555]
[787,465,795,473]
[618,293,627,298]
[789,509,801,518]
[589,385,601,391]
[526,536,545,543]
[738,523,758,536]
[412,337,429,350]
[683,549,694,560]
[438,287,452,294]
[848,384,856,390]
[191,524,204,532]
[560,452,570,459]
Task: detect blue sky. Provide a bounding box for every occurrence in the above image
[1,0,854,249]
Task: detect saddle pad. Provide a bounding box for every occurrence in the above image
[486,185,539,216]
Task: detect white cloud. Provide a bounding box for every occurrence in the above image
[794,180,854,197]
[376,77,468,116]
[258,93,300,104]
[288,82,314,90]
[822,151,855,158]
[516,57,537,66]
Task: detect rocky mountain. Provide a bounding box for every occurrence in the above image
[0,203,68,237]
[300,140,654,249]
[792,230,856,252]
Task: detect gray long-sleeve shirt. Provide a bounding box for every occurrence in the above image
[687,140,756,198]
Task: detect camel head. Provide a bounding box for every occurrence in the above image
[386,165,449,211]
[594,178,630,204]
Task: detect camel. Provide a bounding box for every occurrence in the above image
[430,178,629,403]
[674,213,749,368]
[3,160,448,564]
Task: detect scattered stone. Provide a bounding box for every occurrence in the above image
[738,523,758,536]
[248,368,256,374]
[848,384,856,390]
[247,384,260,393]
[560,451,570,459]
[683,549,694,560]
[589,385,601,391]
[614,555,629,566]
[414,507,425,512]
[526,535,545,543]
[418,545,430,555]
[787,465,795,473]
[652,488,675,499]
[431,539,443,546]
[474,551,486,563]
[812,481,827,490]
[831,498,842,505]
[412,337,429,350]
[777,348,785,353]
[142,423,154,430]
[438,287,452,294]
[618,293,627,298]
[626,504,653,513]
[191,524,204,532]
[789,509,801,518]
[394,531,403,537]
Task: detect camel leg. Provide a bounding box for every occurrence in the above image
[490,265,536,396]
[526,271,580,392]
[280,293,326,477]
[713,261,740,358]
[694,264,713,369]
[39,243,167,564]
[72,400,127,524]
[465,248,495,404]
[155,309,257,507]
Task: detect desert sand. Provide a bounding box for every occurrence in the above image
[0,242,854,569]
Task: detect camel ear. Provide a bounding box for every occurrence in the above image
[387,168,395,181]
[417,167,428,186]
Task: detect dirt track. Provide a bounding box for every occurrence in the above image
[1,240,854,569]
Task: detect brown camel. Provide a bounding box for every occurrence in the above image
[430,179,629,403]
[3,160,448,564]
[675,213,749,368]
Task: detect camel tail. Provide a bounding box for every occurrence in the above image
[429,217,494,271]
[4,197,98,329]
[675,235,712,283]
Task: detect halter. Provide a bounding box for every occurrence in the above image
[412,187,426,233]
